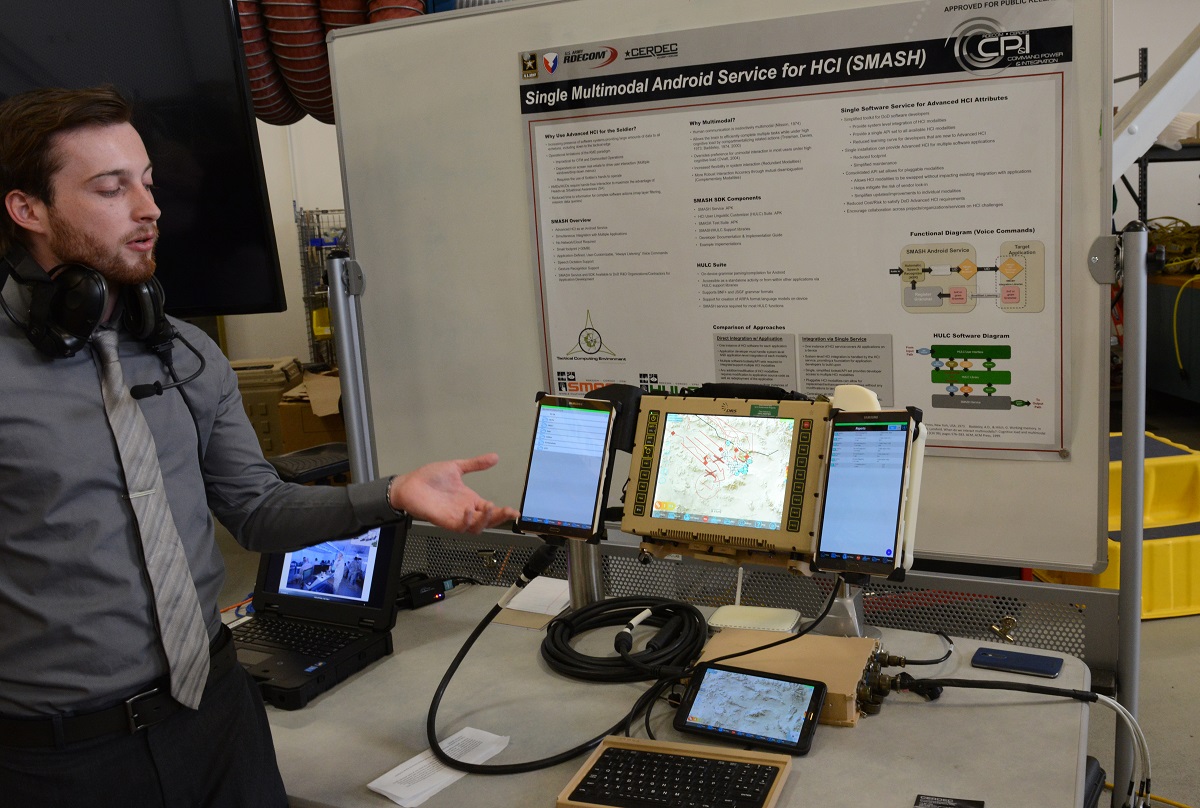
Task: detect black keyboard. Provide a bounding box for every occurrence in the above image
[232,617,358,658]
[565,741,785,808]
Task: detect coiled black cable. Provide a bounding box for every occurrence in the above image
[541,596,708,683]
[426,597,706,775]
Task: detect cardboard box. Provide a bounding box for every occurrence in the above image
[275,370,346,455]
[282,370,342,417]
[278,400,347,455]
[232,357,304,456]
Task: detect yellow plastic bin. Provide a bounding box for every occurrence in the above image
[1034,432,1200,619]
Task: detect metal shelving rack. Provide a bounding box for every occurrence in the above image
[295,208,348,367]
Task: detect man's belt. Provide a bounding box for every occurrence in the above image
[0,625,238,749]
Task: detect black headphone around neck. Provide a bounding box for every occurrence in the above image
[1,243,171,358]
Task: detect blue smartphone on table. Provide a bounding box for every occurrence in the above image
[970,646,1063,678]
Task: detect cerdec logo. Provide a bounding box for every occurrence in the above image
[947,17,1030,74]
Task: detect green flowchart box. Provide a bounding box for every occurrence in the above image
[930,345,1012,359]
[930,370,1012,384]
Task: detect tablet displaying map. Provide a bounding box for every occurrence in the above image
[675,663,826,754]
[685,665,815,743]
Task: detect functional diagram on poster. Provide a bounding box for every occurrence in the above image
[888,241,1045,314]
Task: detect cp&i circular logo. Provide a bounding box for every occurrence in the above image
[948,17,1006,75]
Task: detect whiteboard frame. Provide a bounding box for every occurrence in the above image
[328,0,1112,571]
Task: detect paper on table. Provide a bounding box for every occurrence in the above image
[367,727,509,807]
[505,575,570,615]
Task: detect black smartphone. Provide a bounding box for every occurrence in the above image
[812,410,914,576]
[673,663,827,756]
[515,395,616,540]
[970,647,1063,678]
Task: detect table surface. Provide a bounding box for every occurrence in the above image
[260,585,1090,808]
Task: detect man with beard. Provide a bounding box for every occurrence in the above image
[0,86,519,807]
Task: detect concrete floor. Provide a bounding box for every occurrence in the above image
[217,389,1200,807]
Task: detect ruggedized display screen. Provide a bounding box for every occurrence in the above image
[650,411,795,530]
[621,396,831,556]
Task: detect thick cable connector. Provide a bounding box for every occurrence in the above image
[613,608,653,654]
[894,672,944,700]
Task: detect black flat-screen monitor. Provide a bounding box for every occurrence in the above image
[0,0,286,317]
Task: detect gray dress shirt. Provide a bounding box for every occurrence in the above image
[0,309,398,716]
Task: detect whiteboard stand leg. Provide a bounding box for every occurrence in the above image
[326,252,378,483]
[1115,222,1147,805]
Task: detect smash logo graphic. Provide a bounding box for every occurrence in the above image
[556,371,608,394]
[543,52,560,74]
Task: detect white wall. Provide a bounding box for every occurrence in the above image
[223,1,1200,359]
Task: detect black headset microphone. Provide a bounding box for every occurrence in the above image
[1,245,205,397]
[128,330,206,400]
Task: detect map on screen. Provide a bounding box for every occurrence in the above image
[685,666,816,744]
[650,413,795,530]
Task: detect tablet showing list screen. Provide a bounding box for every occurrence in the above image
[813,410,913,576]
[515,395,616,540]
[674,663,826,755]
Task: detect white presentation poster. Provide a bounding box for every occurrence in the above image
[521,0,1076,458]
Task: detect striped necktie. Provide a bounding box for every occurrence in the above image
[92,328,210,709]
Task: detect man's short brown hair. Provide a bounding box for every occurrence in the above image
[0,85,134,256]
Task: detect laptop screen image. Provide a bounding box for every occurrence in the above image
[271,530,383,606]
[255,525,400,615]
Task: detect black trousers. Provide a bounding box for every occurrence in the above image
[0,666,288,808]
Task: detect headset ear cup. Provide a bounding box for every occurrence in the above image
[123,276,173,349]
[36,264,108,357]
[122,278,157,341]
